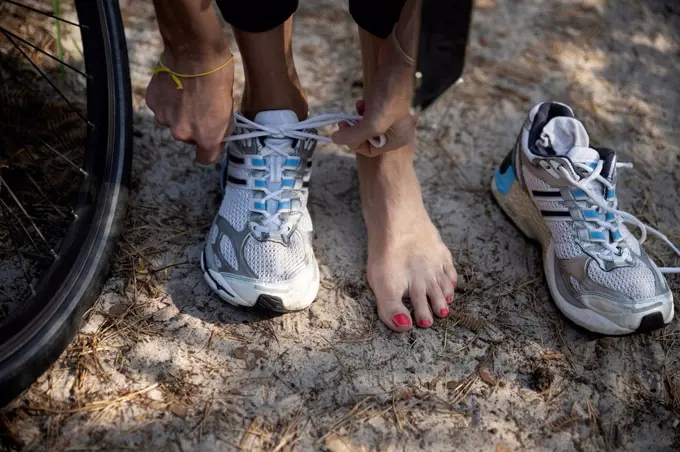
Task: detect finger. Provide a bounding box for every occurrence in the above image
[352,142,376,157]
[195,141,224,165]
[331,117,380,149]
[195,128,229,165]
[427,279,448,318]
[356,99,366,116]
[154,115,169,128]
[170,123,193,143]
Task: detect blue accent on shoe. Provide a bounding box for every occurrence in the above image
[254,202,266,210]
[612,230,622,240]
[285,158,299,167]
[583,210,599,218]
[587,162,598,169]
[590,231,606,240]
[606,212,615,221]
[607,189,615,198]
[571,189,586,197]
[494,165,516,195]
[252,159,266,167]
[255,180,267,188]
[282,179,295,187]
[278,201,291,210]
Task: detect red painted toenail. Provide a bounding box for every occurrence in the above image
[446,296,453,303]
[419,319,432,327]
[440,308,449,317]
[393,313,411,328]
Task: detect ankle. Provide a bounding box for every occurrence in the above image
[240,84,309,121]
[357,147,425,226]
[161,44,232,73]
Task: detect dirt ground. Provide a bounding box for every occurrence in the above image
[3,0,680,450]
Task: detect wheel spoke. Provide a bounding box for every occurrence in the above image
[21,169,69,219]
[3,0,84,28]
[0,175,57,258]
[0,26,88,78]
[0,122,88,176]
[0,30,88,124]
[0,199,41,294]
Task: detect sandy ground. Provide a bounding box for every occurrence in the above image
[3,0,680,450]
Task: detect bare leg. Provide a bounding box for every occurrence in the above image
[232,18,308,120]
[146,0,234,164]
[357,23,457,332]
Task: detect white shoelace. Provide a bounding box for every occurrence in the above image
[558,160,680,273]
[223,113,386,236]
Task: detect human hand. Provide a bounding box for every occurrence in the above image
[331,34,418,157]
[146,50,235,164]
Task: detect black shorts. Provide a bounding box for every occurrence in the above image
[216,0,407,39]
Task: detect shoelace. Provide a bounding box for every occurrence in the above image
[557,160,680,274]
[223,113,386,236]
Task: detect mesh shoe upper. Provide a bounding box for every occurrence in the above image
[207,110,316,285]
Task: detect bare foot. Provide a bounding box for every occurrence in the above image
[146,48,235,164]
[358,144,457,332]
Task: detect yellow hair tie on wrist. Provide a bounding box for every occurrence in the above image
[151,55,234,90]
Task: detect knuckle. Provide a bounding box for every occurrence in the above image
[170,125,192,142]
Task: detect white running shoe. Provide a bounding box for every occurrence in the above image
[492,102,680,335]
[202,110,319,312]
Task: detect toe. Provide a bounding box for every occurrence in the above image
[374,290,413,332]
[437,272,454,304]
[370,273,413,332]
[443,258,458,293]
[409,283,433,328]
[428,280,449,318]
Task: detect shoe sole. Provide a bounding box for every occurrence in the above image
[490,174,674,335]
[200,251,317,313]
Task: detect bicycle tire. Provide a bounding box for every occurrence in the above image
[0,0,132,407]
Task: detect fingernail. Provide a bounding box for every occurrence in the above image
[419,319,432,327]
[392,313,411,328]
[445,296,453,303]
[440,308,449,317]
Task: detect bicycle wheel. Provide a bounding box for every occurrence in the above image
[0,0,132,406]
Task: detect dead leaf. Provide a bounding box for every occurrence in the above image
[478,366,498,386]
[169,403,188,418]
[108,304,127,316]
[446,380,461,390]
[234,346,248,359]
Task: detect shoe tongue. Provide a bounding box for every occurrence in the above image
[253,110,300,155]
[537,116,590,156]
[566,145,600,165]
[254,109,299,126]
